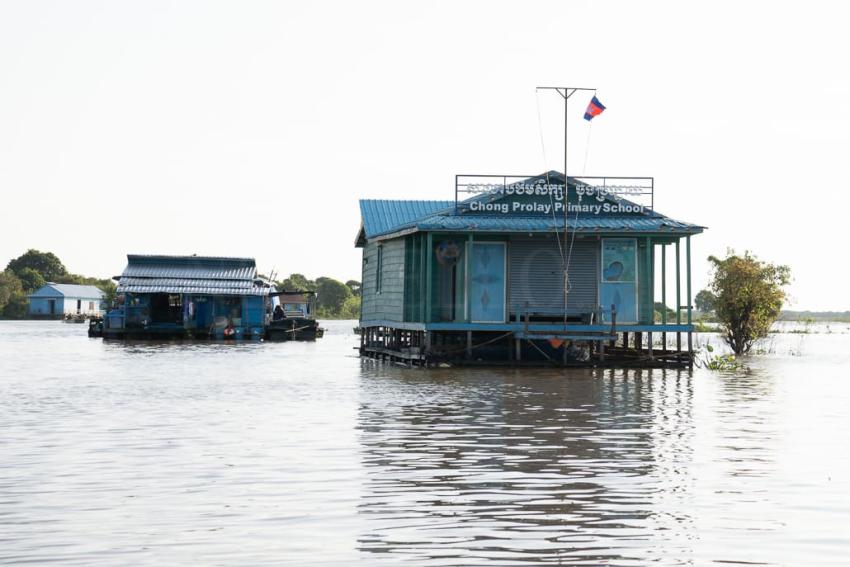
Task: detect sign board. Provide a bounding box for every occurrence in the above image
[455,175,654,216]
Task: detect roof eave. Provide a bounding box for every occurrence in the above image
[388,225,706,236]
[354,223,367,248]
[367,226,420,243]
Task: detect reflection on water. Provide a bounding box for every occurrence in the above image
[357,368,696,565]
[1,321,850,566]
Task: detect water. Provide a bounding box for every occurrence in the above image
[1,321,849,566]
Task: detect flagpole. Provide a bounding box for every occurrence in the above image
[536,86,596,325]
[563,90,569,326]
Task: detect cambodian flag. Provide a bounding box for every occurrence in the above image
[584,95,606,121]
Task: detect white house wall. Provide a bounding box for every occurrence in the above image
[27,297,104,317]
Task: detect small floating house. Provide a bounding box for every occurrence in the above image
[102,255,270,339]
[27,283,104,319]
[355,172,704,367]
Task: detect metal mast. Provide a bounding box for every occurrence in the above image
[536,86,596,324]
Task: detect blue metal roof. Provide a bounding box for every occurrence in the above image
[357,192,703,241]
[116,255,266,296]
[28,284,104,299]
[360,200,454,239]
[122,255,256,280]
[413,214,700,233]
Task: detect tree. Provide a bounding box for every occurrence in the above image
[0,271,27,319]
[17,267,46,293]
[97,279,117,308]
[273,274,359,318]
[316,277,352,316]
[0,271,22,312]
[707,251,790,355]
[3,291,28,319]
[339,295,361,319]
[653,302,676,323]
[345,280,361,297]
[6,249,67,281]
[278,273,317,293]
[694,289,717,314]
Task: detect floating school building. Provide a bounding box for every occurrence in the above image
[355,172,704,367]
[102,255,270,339]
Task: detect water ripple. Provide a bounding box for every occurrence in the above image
[1,322,849,565]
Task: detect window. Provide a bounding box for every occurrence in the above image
[89,301,94,311]
[376,245,383,294]
[601,238,636,283]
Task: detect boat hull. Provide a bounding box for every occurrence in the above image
[265,318,323,341]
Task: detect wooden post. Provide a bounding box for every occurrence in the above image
[676,239,682,353]
[466,330,472,360]
[688,331,694,368]
[515,338,522,361]
[418,233,425,321]
[623,331,629,348]
[425,233,433,323]
[648,332,653,360]
[466,234,473,322]
[661,243,667,354]
[645,236,653,325]
[686,235,693,365]
[636,332,643,351]
[686,235,692,327]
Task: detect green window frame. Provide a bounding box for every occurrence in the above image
[376,245,383,294]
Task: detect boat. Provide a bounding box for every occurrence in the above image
[88,317,104,337]
[265,290,324,341]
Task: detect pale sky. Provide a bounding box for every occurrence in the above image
[1,1,848,310]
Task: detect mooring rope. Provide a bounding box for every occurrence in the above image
[432,331,515,356]
[526,337,556,362]
[283,324,315,334]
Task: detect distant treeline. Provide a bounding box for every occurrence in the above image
[778,310,850,323]
[0,249,116,319]
[0,250,363,321]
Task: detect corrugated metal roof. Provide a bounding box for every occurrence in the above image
[116,255,264,296]
[413,214,701,233]
[358,173,704,241]
[28,284,105,299]
[360,200,454,239]
[118,281,268,296]
[122,255,256,280]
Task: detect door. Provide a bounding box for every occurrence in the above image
[467,242,506,323]
[48,299,55,315]
[600,238,637,323]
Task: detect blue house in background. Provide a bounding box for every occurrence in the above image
[27,283,105,319]
[102,254,271,339]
